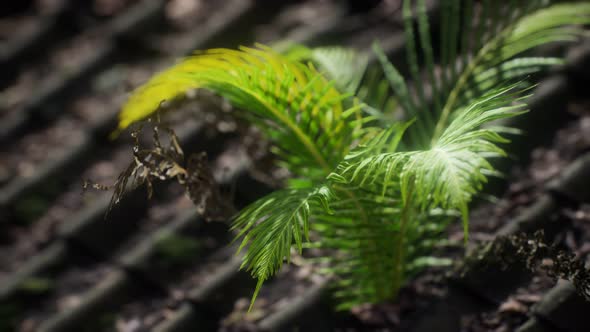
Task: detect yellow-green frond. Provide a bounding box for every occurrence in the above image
[119,44,364,178]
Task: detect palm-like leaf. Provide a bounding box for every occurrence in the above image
[285,43,400,125]
[306,47,369,95]
[282,44,369,95]
[384,0,590,147]
[328,85,525,308]
[118,44,364,179]
[314,202,452,309]
[433,1,589,142]
[231,186,332,309]
[325,0,589,304]
[117,44,372,304]
[327,84,529,306]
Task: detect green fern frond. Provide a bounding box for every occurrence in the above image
[231,185,332,309]
[431,1,590,143]
[336,83,529,238]
[311,181,403,308]
[376,1,589,147]
[282,43,403,127]
[118,44,364,179]
[281,44,369,95]
[356,64,400,122]
[308,47,369,94]
[312,192,452,309]
[322,0,588,308]
[320,84,530,306]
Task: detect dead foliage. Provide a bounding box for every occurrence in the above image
[459,230,590,301]
[84,119,230,221]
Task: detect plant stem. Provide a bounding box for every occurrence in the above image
[391,180,414,298]
[431,23,514,146]
[249,91,332,172]
[334,185,387,294]
[430,48,485,146]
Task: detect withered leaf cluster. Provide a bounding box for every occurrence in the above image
[461,231,590,301]
[84,121,229,221]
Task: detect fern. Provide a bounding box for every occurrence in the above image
[231,186,332,306]
[282,45,369,95]
[118,45,365,179]
[324,1,589,307]
[112,1,590,310]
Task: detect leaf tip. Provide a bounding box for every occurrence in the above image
[248,278,265,313]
